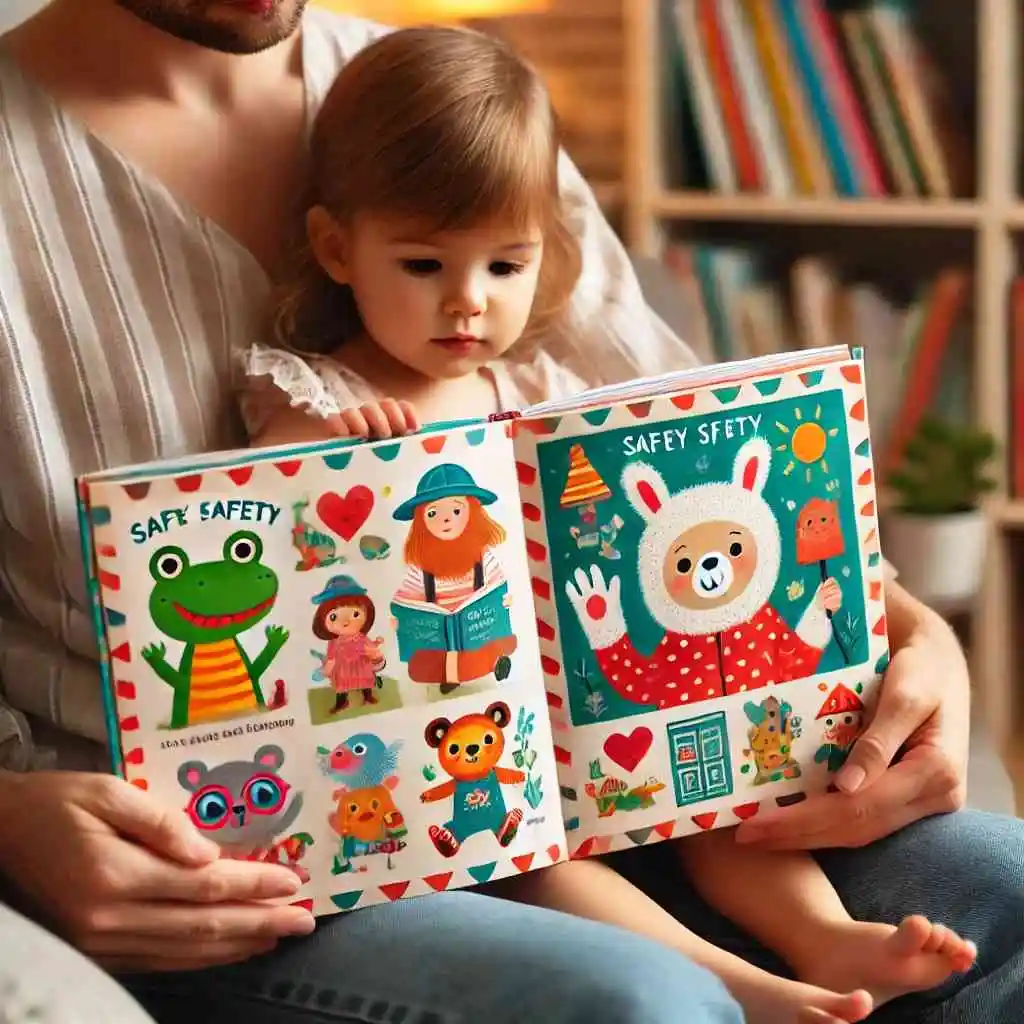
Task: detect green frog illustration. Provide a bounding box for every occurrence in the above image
[140,530,289,730]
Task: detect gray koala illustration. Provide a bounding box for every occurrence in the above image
[178,744,303,850]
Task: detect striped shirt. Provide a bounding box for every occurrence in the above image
[0,10,698,751]
[394,551,505,612]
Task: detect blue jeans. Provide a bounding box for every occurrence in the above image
[125,810,1024,1023]
[125,891,741,1023]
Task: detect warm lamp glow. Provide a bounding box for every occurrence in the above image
[312,0,549,24]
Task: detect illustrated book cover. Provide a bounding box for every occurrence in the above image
[76,344,891,916]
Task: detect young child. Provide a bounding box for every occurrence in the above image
[239,25,976,1024]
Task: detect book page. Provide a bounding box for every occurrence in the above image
[80,422,566,915]
[522,345,851,418]
[512,356,890,859]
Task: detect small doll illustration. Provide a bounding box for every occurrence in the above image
[391,464,517,693]
[311,574,386,714]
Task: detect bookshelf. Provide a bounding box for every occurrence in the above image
[619,0,1021,749]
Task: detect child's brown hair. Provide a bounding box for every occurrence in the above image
[274,25,582,354]
[312,594,376,641]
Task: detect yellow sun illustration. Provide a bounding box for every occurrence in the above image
[775,405,839,482]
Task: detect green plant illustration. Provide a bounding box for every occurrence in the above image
[513,705,544,809]
[888,418,998,515]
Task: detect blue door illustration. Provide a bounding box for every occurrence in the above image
[667,711,733,807]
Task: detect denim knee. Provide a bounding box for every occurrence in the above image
[555,930,743,1024]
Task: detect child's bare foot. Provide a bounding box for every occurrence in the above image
[726,970,872,1024]
[799,915,976,1007]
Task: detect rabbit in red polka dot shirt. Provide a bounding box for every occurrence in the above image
[565,437,842,710]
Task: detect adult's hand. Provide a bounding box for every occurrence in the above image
[736,582,968,851]
[0,770,314,972]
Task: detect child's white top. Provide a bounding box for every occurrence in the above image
[239,342,621,432]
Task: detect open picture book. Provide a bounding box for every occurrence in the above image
[76,344,891,916]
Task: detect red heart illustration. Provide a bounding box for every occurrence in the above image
[603,727,653,773]
[316,486,374,542]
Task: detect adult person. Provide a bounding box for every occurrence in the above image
[0,3,1019,1024]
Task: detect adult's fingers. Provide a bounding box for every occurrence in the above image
[138,855,303,904]
[85,778,219,867]
[81,901,313,947]
[833,665,933,796]
[96,939,277,974]
[735,760,934,850]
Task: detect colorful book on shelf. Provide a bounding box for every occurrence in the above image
[776,0,882,197]
[838,5,921,197]
[76,345,891,917]
[745,0,833,196]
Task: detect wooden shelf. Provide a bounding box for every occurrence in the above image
[1002,206,1024,229]
[652,192,983,227]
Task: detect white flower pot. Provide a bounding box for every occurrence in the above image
[880,509,988,611]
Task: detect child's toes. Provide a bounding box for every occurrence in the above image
[892,915,933,955]
[948,938,977,972]
[917,925,946,954]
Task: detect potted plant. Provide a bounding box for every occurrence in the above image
[881,417,998,610]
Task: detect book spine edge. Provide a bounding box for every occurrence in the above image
[75,479,125,778]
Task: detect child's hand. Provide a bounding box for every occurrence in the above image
[328,400,419,439]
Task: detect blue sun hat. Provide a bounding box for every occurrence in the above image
[311,574,368,605]
[392,463,497,521]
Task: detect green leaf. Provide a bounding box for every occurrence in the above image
[512,750,525,768]
[524,775,544,810]
[525,749,537,769]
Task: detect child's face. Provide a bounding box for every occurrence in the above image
[325,603,365,636]
[318,211,544,379]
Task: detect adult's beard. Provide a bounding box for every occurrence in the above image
[114,0,308,55]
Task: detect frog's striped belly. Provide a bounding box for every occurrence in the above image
[188,640,258,722]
